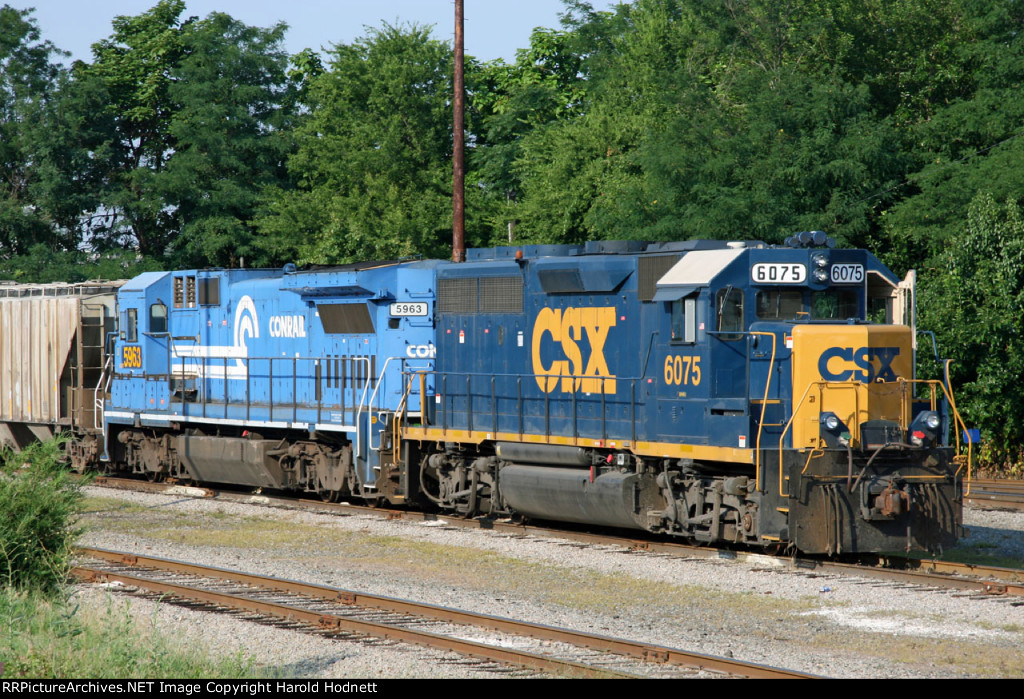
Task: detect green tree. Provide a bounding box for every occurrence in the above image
[920,193,1024,471]
[873,0,1024,272]
[56,0,294,266]
[161,12,294,268]
[486,0,684,243]
[76,0,190,257]
[254,23,461,265]
[641,67,906,245]
[0,5,64,257]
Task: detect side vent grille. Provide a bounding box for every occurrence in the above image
[639,255,682,302]
[439,276,523,314]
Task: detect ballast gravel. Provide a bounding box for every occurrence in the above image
[75,487,1024,679]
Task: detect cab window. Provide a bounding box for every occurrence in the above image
[126,308,137,342]
[150,303,167,334]
[812,290,860,320]
[755,289,805,320]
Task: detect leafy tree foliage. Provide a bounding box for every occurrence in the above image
[0,5,64,257]
[74,0,190,257]
[161,12,293,268]
[254,24,459,265]
[27,0,294,265]
[920,194,1024,469]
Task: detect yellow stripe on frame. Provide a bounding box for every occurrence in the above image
[401,426,755,465]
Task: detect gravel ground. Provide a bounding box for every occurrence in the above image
[75,487,1024,679]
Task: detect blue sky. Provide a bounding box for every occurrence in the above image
[21,1,620,65]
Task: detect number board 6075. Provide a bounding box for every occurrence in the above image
[751,263,807,284]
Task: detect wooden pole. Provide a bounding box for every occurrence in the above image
[452,0,466,263]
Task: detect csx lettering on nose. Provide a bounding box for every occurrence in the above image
[818,346,900,382]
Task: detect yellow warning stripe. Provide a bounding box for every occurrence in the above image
[401,426,755,465]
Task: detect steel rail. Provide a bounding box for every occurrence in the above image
[83,478,1024,597]
[73,559,634,679]
[75,547,815,680]
[965,478,1024,511]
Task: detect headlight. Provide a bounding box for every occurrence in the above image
[811,252,828,268]
[819,412,850,448]
[909,411,943,447]
[813,268,828,283]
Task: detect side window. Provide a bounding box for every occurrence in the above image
[126,308,138,343]
[150,303,167,334]
[670,296,697,343]
[716,288,744,341]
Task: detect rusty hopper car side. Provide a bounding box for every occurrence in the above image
[0,281,122,465]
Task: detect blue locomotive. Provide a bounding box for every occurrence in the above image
[93,236,968,554]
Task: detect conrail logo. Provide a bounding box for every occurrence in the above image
[818,346,901,383]
[531,307,617,394]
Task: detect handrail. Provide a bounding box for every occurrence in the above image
[393,369,430,468]
[777,377,972,498]
[398,368,641,448]
[943,358,974,494]
[93,353,115,432]
[748,331,777,493]
[116,345,375,432]
[361,356,401,455]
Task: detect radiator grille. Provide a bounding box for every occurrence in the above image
[638,255,681,302]
[439,276,522,314]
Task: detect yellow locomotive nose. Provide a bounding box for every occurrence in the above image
[790,325,915,449]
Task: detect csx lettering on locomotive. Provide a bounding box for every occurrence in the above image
[818,346,901,382]
[531,306,617,394]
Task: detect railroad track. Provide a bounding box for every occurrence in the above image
[966,478,1024,511]
[73,547,815,680]
[85,476,1024,600]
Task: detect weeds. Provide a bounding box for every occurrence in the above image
[0,588,257,678]
[0,438,84,594]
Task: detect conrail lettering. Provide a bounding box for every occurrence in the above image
[818,346,901,383]
[531,306,617,394]
[269,315,306,338]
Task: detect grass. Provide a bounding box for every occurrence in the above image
[80,496,150,516]
[0,587,258,678]
[0,440,263,680]
[0,439,83,593]
[802,628,1024,677]
[938,544,1024,570]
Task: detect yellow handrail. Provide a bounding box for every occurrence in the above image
[777,377,972,498]
[749,331,776,493]
[392,370,430,468]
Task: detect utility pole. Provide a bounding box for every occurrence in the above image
[452,0,466,263]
